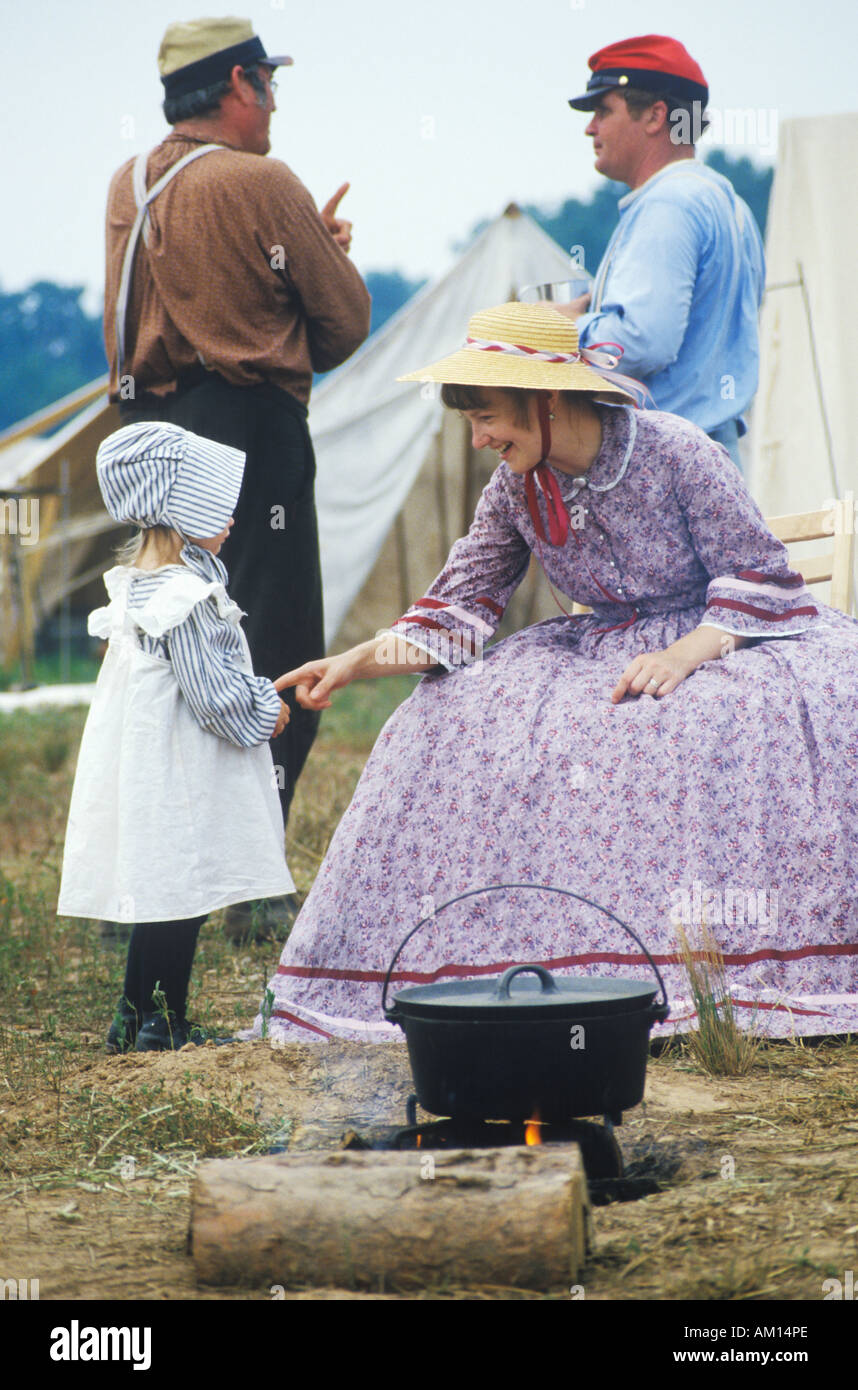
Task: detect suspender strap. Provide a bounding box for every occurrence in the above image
[132,152,151,246]
[114,143,224,375]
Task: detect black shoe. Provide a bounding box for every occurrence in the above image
[106,999,140,1054]
[135,1011,232,1051]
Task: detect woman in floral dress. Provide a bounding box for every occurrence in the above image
[248,302,858,1043]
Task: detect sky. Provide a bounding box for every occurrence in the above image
[2,0,857,312]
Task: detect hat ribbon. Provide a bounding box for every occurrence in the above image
[522,394,640,632]
[464,336,651,406]
[522,395,569,547]
[525,465,640,632]
[525,464,569,547]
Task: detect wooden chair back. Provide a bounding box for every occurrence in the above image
[765,504,855,616]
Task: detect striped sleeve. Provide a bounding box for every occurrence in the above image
[388,474,530,669]
[673,426,820,640]
[165,600,282,747]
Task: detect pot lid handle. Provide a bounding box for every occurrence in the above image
[495,964,560,999]
[381,882,670,1018]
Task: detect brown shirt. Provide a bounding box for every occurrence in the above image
[104,133,371,405]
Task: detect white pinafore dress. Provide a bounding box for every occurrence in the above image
[58,566,295,924]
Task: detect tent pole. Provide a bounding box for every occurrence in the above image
[460,417,474,537]
[766,267,852,609]
[60,457,71,684]
[797,261,841,498]
[394,512,410,615]
[434,431,450,560]
[766,267,841,499]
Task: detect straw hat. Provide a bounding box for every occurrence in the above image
[397,302,634,402]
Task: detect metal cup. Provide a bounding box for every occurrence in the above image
[518,278,592,303]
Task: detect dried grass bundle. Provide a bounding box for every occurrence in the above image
[675,920,762,1076]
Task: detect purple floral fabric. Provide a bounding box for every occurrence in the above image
[249,406,858,1043]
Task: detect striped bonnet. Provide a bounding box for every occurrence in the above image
[96,422,245,538]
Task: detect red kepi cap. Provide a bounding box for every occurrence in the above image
[568,34,708,111]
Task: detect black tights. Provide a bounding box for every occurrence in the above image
[122,917,206,1020]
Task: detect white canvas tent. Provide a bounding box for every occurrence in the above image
[0,379,120,673]
[311,205,579,647]
[748,113,858,514]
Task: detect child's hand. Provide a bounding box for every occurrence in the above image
[272,699,290,737]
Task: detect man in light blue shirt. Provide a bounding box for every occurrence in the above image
[567,34,765,471]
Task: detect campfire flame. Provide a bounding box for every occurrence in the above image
[524,1110,543,1146]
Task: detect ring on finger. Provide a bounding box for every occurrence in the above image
[646,677,660,689]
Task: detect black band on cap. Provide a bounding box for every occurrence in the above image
[586,66,708,104]
[161,36,268,98]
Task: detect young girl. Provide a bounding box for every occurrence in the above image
[58,421,294,1052]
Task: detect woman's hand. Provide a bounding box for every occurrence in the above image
[610,627,749,703]
[611,649,696,703]
[275,651,363,710]
[275,636,438,710]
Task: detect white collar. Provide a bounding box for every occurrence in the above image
[555,405,637,499]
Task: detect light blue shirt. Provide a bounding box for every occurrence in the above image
[577,161,765,435]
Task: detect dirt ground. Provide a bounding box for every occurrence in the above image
[2,705,856,1303]
[2,1035,857,1301]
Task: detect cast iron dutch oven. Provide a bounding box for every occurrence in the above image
[382,884,670,1124]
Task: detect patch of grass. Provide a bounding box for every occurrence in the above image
[686,1256,790,1300]
[0,871,123,1037]
[0,652,102,692]
[315,675,419,751]
[675,921,763,1077]
[0,1069,276,1180]
[0,706,86,856]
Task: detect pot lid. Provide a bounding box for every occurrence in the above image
[391,963,659,1021]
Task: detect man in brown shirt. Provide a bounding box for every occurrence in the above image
[104,18,371,918]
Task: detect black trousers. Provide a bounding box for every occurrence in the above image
[122,917,206,1020]
[120,373,323,820]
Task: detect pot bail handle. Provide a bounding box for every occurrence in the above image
[381,882,670,1020]
[495,964,560,999]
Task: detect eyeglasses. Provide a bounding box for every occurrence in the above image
[239,66,277,95]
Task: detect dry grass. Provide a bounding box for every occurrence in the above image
[0,680,418,1179]
[675,920,764,1077]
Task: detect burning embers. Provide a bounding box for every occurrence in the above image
[338,1097,664,1205]
[524,1110,542,1146]
[380,1102,624,1182]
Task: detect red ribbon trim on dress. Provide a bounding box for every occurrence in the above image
[271,1007,335,1039]
[738,570,805,588]
[706,598,819,622]
[391,615,444,632]
[395,594,506,626]
[276,938,858,985]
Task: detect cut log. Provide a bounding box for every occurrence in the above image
[190,1146,589,1292]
